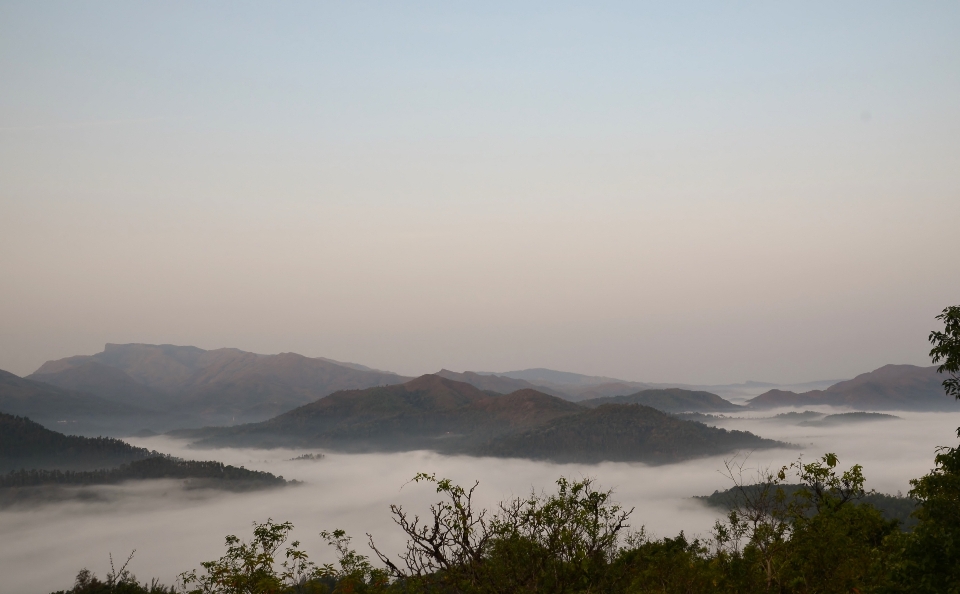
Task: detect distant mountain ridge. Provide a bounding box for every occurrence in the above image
[579,388,743,413]
[747,364,956,411]
[180,374,785,463]
[24,343,411,429]
[480,404,782,464]
[476,368,844,402]
[482,368,643,387]
[435,369,572,399]
[0,368,152,424]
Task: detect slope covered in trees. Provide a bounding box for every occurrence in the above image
[1,457,287,490]
[478,403,782,463]
[0,412,157,472]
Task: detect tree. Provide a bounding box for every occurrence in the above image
[890,305,960,593]
[179,519,324,594]
[367,474,633,594]
[929,305,960,409]
[898,445,960,594]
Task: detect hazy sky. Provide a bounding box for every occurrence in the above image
[1,2,958,383]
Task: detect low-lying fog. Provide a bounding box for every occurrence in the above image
[3,408,959,594]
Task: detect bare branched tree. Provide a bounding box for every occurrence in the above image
[368,472,492,585]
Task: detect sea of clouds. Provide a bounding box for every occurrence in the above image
[2,407,959,594]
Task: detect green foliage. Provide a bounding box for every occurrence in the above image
[177,521,388,594]
[368,472,493,589]
[368,474,633,593]
[896,444,960,594]
[484,476,632,592]
[929,305,960,405]
[179,519,325,594]
[317,529,389,593]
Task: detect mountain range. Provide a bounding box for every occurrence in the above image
[23,343,410,428]
[745,365,957,411]
[2,343,954,450]
[178,374,785,463]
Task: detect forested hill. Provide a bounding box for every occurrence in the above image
[0,457,287,491]
[695,483,919,529]
[579,388,742,413]
[0,413,157,472]
[476,403,783,464]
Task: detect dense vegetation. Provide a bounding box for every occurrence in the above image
[695,481,920,530]
[0,456,288,490]
[0,413,158,472]
[797,412,901,427]
[477,403,782,463]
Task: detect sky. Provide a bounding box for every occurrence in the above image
[1,1,959,383]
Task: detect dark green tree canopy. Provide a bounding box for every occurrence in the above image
[929,305,960,401]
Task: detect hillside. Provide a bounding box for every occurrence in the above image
[28,343,411,425]
[0,457,287,491]
[797,412,901,427]
[0,369,151,426]
[579,388,742,413]
[560,382,650,401]
[24,360,170,410]
[695,483,919,529]
[747,364,957,411]
[0,412,157,472]
[188,375,584,451]
[487,368,638,386]
[482,368,652,401]
[476,404,785,464]
[435,369,571,399]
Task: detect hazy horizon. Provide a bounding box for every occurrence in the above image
[2,2,959,384]
[13,339,869,388]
